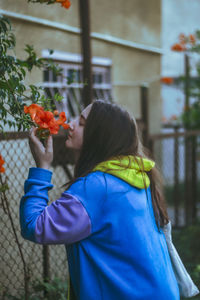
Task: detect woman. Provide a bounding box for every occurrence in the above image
[20,100,180,300]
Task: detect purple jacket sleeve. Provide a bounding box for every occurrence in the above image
[20,167,92,245]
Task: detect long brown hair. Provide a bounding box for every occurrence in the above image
[68,100,169,228]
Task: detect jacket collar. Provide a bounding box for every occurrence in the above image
[93,155,155,189]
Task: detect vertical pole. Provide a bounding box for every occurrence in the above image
[185,137,193,225]
[184,53,190,226]
[140,85,149,148]
[148,138,154,159]
[79,0,93,107]
[43,245,50,295]
[191,136,197,222]
[184,54,190,109]
[173,126,179,227]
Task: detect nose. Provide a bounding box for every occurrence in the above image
[68,119,75,131]
[69,123,74,130]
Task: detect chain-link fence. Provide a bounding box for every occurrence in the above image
[1,127,200,298]
[149,128,200,228]
[0,132,74,299]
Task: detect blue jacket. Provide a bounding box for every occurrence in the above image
[20,167,180,300]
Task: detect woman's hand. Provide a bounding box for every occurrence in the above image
[29,127,53,170]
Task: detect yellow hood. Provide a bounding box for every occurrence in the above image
[93,155,155,189]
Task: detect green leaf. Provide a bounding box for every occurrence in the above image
[0,81,7,89]
[0,184,9,193]
[54,93,63,102]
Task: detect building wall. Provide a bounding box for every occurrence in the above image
[90,0,161,48]
[1,0,162,133]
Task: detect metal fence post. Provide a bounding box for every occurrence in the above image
[191,136,197,222]
[184,136,191,225]
[43,245,50,296]
[173,125,180,227]
[184,53,191,226]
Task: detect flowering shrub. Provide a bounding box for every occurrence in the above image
[0,15,72,134]
[27,0,71,10]
[171,31,200,129]
[0,6,72,299]
[171,33,196,52]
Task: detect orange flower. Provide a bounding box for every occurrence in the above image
[24,104,70,135]
[61,0,71,9]
[0,154,5,173]
[171,43,186,52]
[56,112,70,129]
[189,34,196,45]
[56,0,71,9]
[162,116,167,123]
[62,123,70,129]
[161,77,174,85]
[56,111,66,124]
[34,110,54,128]
[34,110,60,134]
[24,104,44,121]
[179,33,186,45]
[53,110,59,116]
[170,115,177,121]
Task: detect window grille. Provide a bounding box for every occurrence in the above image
[42,51,113,119]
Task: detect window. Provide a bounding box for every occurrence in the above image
[42,50,113,119]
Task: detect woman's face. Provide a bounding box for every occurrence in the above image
[65,104,92,150]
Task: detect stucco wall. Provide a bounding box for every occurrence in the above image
[1,0,162,133]
[90,0,161,48]
[1,0,161,47]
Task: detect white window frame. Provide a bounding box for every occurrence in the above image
[42,50,113,118]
